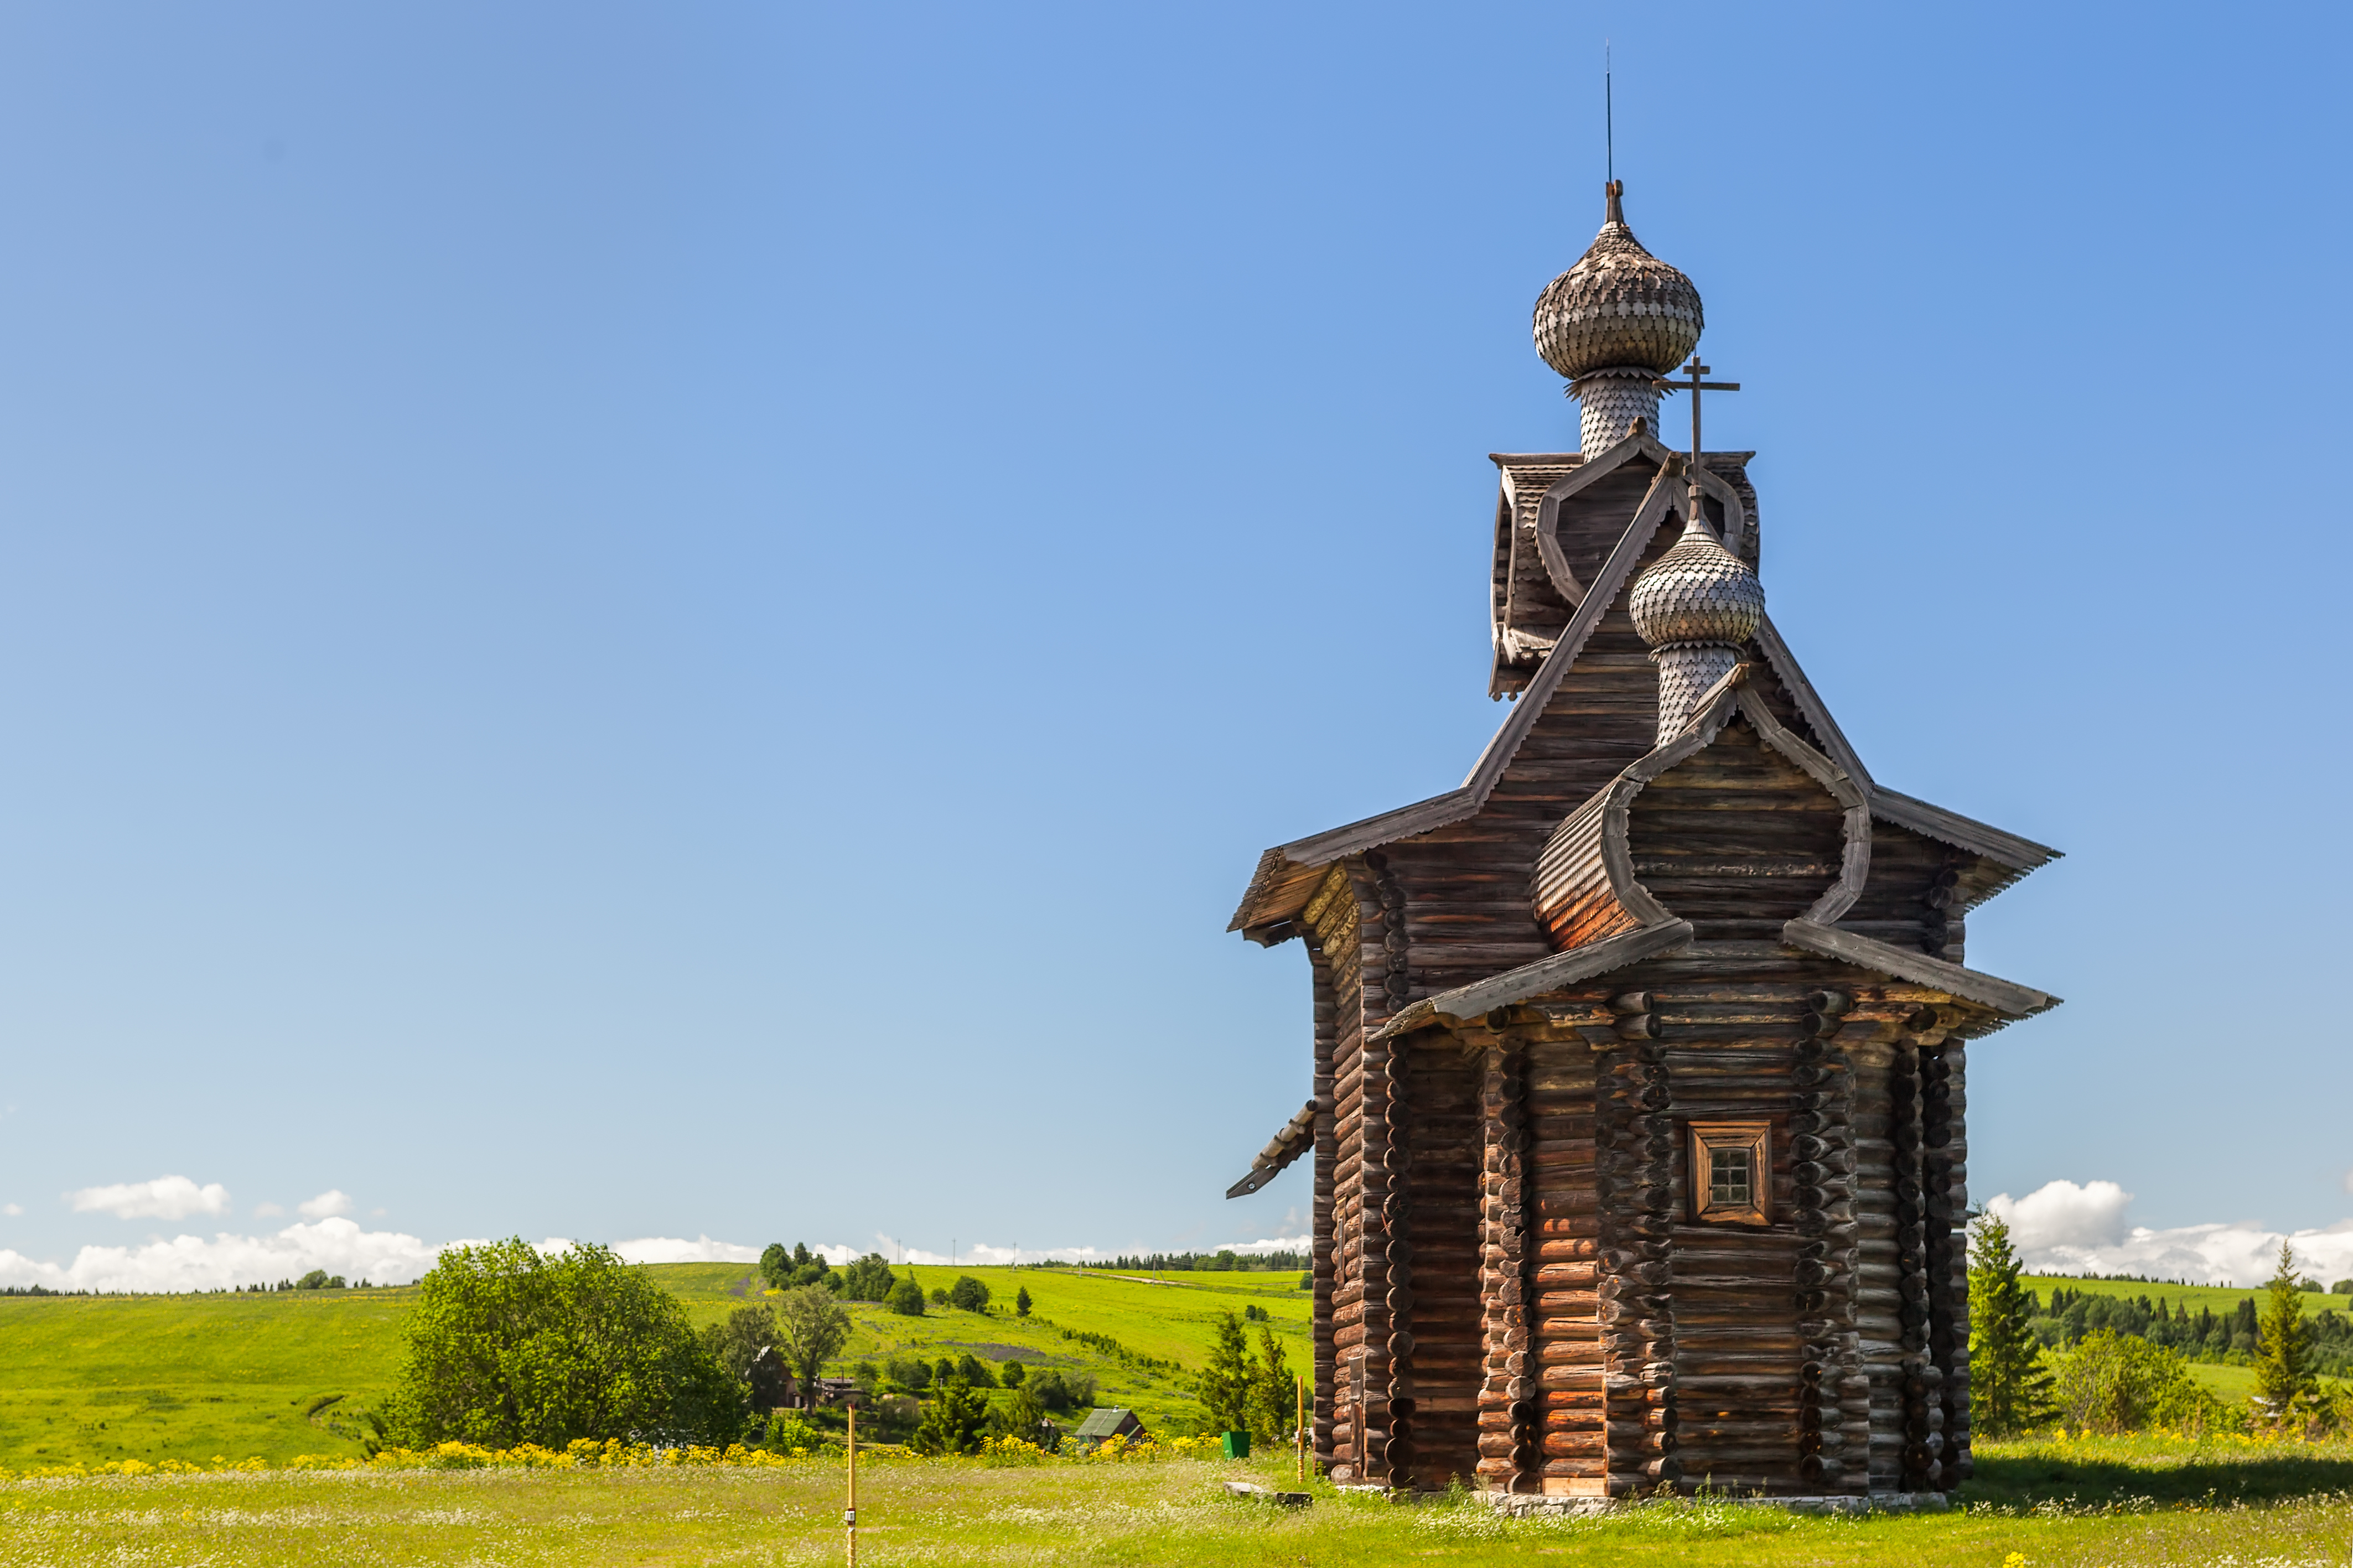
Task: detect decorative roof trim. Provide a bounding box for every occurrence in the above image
[1225,1097,1319,1199]
[1371,920,1696,1041]
[1869,785,2060,873]
[1781,918,2058,1018]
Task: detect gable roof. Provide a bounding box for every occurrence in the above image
[1230,465,2059,942]
[1072,1408,1143,1440]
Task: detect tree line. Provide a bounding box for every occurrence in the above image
[1971,1216,2351,1437]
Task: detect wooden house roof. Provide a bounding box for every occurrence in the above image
[1231,437,2060,959]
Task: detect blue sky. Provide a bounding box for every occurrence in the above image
[0,2,2348,1287]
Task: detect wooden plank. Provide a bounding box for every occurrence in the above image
[1780,920,2056,1017]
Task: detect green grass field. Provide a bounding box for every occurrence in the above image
[0,1263,1313,1470]
[4,1436,2353,1566]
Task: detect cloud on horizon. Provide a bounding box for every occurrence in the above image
[297,1190,354,1219]
[67,1175,231,1221]
[1987,1180,2353,1287]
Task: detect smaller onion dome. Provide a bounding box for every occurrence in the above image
[1628,516,1764,648]
[1533,181,1704,380]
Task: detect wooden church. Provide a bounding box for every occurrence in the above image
[1224,181,2059,1502]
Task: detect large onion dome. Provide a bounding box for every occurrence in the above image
[1533,181,1704,380]
[1628,516,1764,649]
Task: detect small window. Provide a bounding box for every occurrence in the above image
[1689,1122,1771,1225]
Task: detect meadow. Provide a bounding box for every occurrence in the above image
[0,1263,1310,1470]
[3,1436,2353,1566]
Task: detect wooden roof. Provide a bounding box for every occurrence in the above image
[1230,441,2060,954]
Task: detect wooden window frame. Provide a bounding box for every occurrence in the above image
[1689,1120,1771,1226]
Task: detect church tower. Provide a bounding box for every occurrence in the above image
[1225,184,2059,1503]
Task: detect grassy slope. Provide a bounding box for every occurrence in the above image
[0,1264,1312,1469]
[0,1287,416,1468]
[8,1437,2353,1566]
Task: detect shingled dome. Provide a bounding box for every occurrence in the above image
[1628,516,1764,649]
[1533,181,1704,380]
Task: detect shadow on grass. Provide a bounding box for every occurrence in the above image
[1966,1447,2353,1507]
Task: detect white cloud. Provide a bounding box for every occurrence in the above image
[297,1190,354,1220]
[2,1204,20,1217]
[1987,1179,2132,1255]
[0,1218,445,1293]
[610,1235,761,1265]
[1986,1179,2353,1288]
[67,1175,231,1221]
[253,1203,285,1218]
[872,1234,1120,1267]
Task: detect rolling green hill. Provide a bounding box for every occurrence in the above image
[0,1262,1312,1470]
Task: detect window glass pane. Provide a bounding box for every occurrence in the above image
[1709,1145,1752,1207]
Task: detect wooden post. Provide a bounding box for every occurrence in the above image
[844,1404,857,1566]
[1296,1375,1306,1482]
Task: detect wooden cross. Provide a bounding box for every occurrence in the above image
[1655,357,1739,470]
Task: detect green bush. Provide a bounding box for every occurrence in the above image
[883,1353,931,1392]
[382,1239,743,1450]
[2053,1330,2229,1435]
[948,1275,991,1312]
[1027,1369,1096,1412]
[1001,1361,1025,1387]
[955,1352,997,1388]
[887,1276,926,1317]
[840,1254,896,1302]
[908,1378,991,1456]
[761,1413,831,1453]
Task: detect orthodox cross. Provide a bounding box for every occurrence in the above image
[1655,357,1739,471]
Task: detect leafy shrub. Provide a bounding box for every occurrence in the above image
[296,1270,346,1290]
[382,1239,742,1450]
[840,1254,896,1302]
[1243,1304,1269,1322]
[2053,1330,2226,1435]
[883,1354,932,1392]
[1027,1368,1096,1412]
[759,1243,837,1293]
[1001,1361,1025,1387]
[948,1275,991,1312]
[956,1352,997,1388]
[887,1277,926,1317]
[929,1288,948,1306]
[761,1413,831,1453]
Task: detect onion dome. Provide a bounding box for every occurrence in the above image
[1629,516,1764,648]
[1533,181,1704,380]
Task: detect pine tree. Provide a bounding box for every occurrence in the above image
[1199,1310,1254,1434]
[908,1377,992,1455]
[1247,1326,1297,1444]
[1967,1212,2054,1436]
[1015,1286,1033,1318]
[2254,1240,2319,1426]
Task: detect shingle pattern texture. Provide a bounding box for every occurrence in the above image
[1532,192,1704,380]
[1651,643,1743,743]
[1628,516,1765,650]
[1574,371,1662,457]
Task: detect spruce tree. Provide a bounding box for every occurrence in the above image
[1966,1212,2054,1436]
[1247,1325,1297,1444]
[1015,1285,1033,1318]
[1199,1310,1254,1434]
[2254,1241,2319,1425]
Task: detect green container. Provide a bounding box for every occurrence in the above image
[1221,1429,1251,1459]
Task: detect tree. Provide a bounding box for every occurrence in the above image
[1001,1361,1026,1387]
[888,1275,926,1316]
[2255,1240,2320,1425]
[1967,1213,2054,1436]
[1199,1310,1253,1434]
[773,1286,853,1407]
[1247,1325,1296,1444]
[2051,1330,2216,1435]
[841,1254,896,1302]
[990,1383,1050,1447]
[1015,1286,1033,1318]
[700,1302,779,1382]
[758,1244,789,1289]
[908,1377,991,1455]
[383,1239,742,1448]
[948,1275,991,1312]
[955,1352,998,1388]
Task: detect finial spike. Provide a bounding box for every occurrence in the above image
[1605,179,1624,226]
